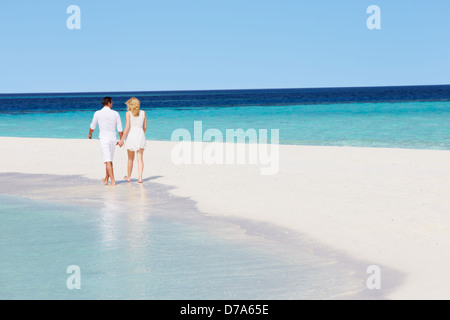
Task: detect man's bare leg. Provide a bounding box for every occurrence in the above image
[106,161,116,186]
[102,165,109,185]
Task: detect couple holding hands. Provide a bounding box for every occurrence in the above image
[88,96,147,186]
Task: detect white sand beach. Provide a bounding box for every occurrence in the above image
[1,137,449,299]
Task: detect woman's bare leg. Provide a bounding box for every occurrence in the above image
[125,150,135,182]
[137,149,144,183]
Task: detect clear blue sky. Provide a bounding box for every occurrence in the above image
[1,0,449,93]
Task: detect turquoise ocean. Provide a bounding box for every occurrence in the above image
[1,86,450,149]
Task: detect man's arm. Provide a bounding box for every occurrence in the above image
[117,132,124,146]
[89,112,98,139]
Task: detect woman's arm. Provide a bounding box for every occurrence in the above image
[143,111,147,134]
[119,112,131,146]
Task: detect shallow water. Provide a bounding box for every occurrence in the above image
[0,173,400,299]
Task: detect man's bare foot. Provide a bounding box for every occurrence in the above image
[124,176,131,182]
[102,177,108,185]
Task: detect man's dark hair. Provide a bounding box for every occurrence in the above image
[102,97,113,106]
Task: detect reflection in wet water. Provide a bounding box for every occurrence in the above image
[0,173,401,299]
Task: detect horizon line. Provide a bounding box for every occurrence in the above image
[1,83,450,96]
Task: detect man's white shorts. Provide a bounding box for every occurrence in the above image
[100,140,116,163]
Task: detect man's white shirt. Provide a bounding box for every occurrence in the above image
[90,107,123,141]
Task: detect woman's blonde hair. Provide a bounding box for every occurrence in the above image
[125,97,141,117]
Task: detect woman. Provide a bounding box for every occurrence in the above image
[119,97,147,183]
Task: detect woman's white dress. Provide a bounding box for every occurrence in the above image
[125,110,146,151]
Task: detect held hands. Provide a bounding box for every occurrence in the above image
[117,140,125,148]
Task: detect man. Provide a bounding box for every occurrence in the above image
[89,97,123,186]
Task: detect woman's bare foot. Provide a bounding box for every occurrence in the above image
[138,179,143,184]
[124,176,131,182]
[102,177,108,185]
